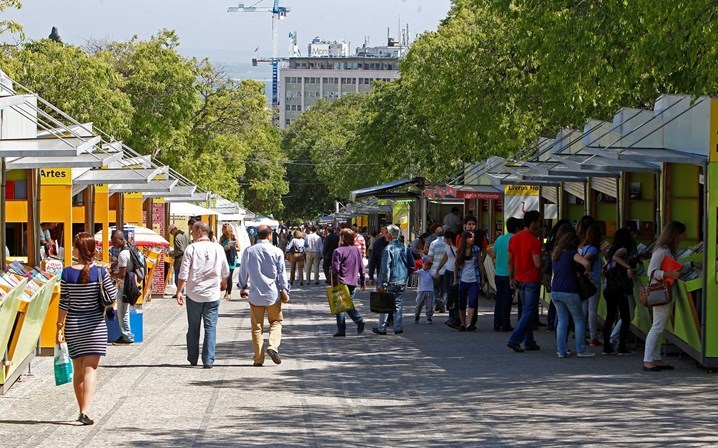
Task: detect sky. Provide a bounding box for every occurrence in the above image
[3,0,453,63]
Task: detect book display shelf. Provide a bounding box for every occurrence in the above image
[0,263,58,394]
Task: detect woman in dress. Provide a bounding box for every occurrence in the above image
[551,229,595,358]
[56,232,117,425]
[330,229,366,336]
[643,221,691,371]
[219,223,241,300]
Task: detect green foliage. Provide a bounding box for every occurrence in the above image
[104,29,199,157]
[280,94,368,219]
[0,40,134,139]
[0,0,24,40]
[1,30,282,214]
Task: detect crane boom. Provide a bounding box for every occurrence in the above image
[227,0,290,126]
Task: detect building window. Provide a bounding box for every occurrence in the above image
[286,119,291,126]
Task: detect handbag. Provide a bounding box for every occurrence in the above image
[577,273,597,301]
[369,291,396,313]
[326,283,354,315]
[54,342,73,386]
[639,273,672,307]
[97,266,114,307]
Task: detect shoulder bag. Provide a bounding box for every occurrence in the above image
[639,272,672,307]
[577,272,597,301]
[97,266,115,307]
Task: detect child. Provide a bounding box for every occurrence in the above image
[415,258,435,323]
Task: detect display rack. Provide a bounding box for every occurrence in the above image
[0,274,57,394]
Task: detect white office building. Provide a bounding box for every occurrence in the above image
[279,38,407,129]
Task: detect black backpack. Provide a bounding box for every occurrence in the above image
[125,243,146,281]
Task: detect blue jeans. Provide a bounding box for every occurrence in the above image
[552,291,586,356]
[185,297,220,366]
[458,281,480,310]
[378,284,405,333]
[508,281,540,347]
[336,286,363,333]
[116,287,134,342]
[494,275,512,330]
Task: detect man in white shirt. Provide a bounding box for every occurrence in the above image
[428,226,448,313]
[175,221,230,369]
[238,225,290,367]
[443,207,463,234]
[304,226,323,285]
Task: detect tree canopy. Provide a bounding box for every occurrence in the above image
[280,0,718,219]
[1,30,286,215]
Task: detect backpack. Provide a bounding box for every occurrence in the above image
[123,271,141,306]
[125,243,146,281]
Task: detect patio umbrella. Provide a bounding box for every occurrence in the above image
[94,226,170,247]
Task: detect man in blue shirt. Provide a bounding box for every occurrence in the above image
[372,225,415,335]
[238,225,290,366]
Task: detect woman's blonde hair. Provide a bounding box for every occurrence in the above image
[655,221,686,255]
[293,229,305,239]
[220,223,236,243]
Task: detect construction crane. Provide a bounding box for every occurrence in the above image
[227,1,290,125]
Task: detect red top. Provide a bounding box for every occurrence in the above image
[508,229,542,282]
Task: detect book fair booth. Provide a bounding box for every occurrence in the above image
[0,71,226,393]
[446,93,718,368]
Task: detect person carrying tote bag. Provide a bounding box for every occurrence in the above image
[330,229,366,337]
[642,221,694,372]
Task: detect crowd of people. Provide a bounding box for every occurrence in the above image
[54,209,693,425]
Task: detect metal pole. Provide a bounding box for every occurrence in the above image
[32,169,41,266]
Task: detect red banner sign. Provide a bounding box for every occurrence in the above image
[444,184,501,200]
[424,188,436,200]
[436,186,446,198]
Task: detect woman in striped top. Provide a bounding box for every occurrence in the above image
[56,232,117,426]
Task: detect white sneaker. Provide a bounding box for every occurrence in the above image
[577,351,596,358]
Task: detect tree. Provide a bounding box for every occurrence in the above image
[0,0,24,41]
[280,94,368,219]
[0,39,134,140]
[103,29,199,157]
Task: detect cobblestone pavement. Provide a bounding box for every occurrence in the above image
[1,278,718,447]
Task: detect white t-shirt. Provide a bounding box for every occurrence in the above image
[460,256,477,283]
[444,245,457,272]
[117,249,133,272]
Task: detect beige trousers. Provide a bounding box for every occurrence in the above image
[250,301,283,364]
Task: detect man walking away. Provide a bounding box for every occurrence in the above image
[304,226,323,285]
[427,226,447,313]
[238,225,290,366]
[372,225,415,335]
[322,226,340,284]
[110,230,134,345]
[507,211,544,353]
[492,217,520,332]
[168,225,191,290]
[367,226,388,286]
[175,221,229,368]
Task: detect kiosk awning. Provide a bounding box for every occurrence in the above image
[0,136,100,158]
[349,177,424,202]
[109,178,178,194]
[143,185,197,199]
[74,167,164,185]
[170,202,218,217]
